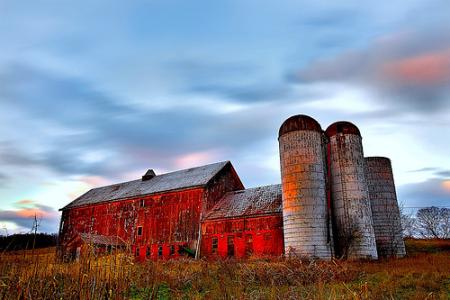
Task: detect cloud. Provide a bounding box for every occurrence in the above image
[0,199,60,233]
[436,171,450,178]
[397,178,450,208]
[0,172,9,186]
[187,83,292,103]
[382,48,450,85]
[409,167,440,173]
[173,150,223,170]
[166,59,296,104]
[407,167,450,179]
[290,29,450,113]
[0,62,286,181]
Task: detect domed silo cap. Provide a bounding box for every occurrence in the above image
[278,114,322,137]
[365,156,391,163]
[365,156,392,167]
[325,121,361,137]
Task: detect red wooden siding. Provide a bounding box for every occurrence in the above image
[60,188,205,260]
[200,215,284,259]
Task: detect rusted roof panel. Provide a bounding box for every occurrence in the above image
[204,184,282,220]
[79,233,125,246]
[62,161,231,210]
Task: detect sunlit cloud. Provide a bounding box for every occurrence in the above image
[174,150,223,170]
[0,199,60,233]
[442,180,450,192]
[382,48,450,85]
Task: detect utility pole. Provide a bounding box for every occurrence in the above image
[31,213,39,256]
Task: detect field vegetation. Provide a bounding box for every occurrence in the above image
[0,238,449,299]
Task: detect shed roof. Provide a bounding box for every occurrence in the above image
[79,233,125,246]
[204,184,282,220]
[62,161,232,210]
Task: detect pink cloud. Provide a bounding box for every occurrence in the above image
[382,49,450,85]
[442,180,450,193]
[0,200,60,232]
[15,208,54,219]
[174,150,222,169]
[16,199,34,206]
[79,175,112,187]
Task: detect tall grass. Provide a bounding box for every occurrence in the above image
[0,239,449,299]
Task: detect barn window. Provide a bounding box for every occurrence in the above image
[211,237,218,254]
[146,246,151,257]
[227,236,235,257]
[245,234,253,256]
[170,245,175,255]
[135,247,140,257]
[158,245,163,257]
[140,199,145,208]
[137,226,143,236]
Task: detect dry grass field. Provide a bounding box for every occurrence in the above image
[0,239,449,299]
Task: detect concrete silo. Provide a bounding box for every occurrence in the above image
[365,157,406,258]
[278,115,333,259]
[325,122,377,259]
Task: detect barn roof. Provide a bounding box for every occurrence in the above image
[79,233,125,246]
[62,161,233,210]
[203,184,282,220]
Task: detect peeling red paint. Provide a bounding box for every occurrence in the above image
[200,215,284,259]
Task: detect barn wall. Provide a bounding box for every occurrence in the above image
[200,215,284,259]
[60,188,205,260]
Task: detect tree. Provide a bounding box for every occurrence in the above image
[400,211,417,238]
[415,207,449,239]
[398,200,417,238]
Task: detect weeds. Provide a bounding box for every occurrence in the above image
[0,239,448,299]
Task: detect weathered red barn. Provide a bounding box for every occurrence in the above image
[58,161,283,260]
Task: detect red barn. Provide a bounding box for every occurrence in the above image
[58,161,284,260]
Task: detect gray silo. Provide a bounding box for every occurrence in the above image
[279,115,333,259]
[365,157,406,258]
[325,122,378,259]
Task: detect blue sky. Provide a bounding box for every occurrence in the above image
[1,0,449,233]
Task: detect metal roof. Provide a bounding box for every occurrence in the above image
[79,233,125,246]
[62,161,231,210]
[203,184,282,220]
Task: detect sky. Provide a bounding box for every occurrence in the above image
[0,0,449,234]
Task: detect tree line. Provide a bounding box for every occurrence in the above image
[402,206,450,239]
[0,233,58,251]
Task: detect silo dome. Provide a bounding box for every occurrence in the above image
[279,114,322,137]
[325,121,361,137]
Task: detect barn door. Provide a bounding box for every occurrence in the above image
[227,236,235,257]
[245,234,253,257]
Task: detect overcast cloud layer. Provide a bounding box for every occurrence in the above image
[0,0,449,233]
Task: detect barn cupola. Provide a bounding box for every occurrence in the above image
[142,169,156,181]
